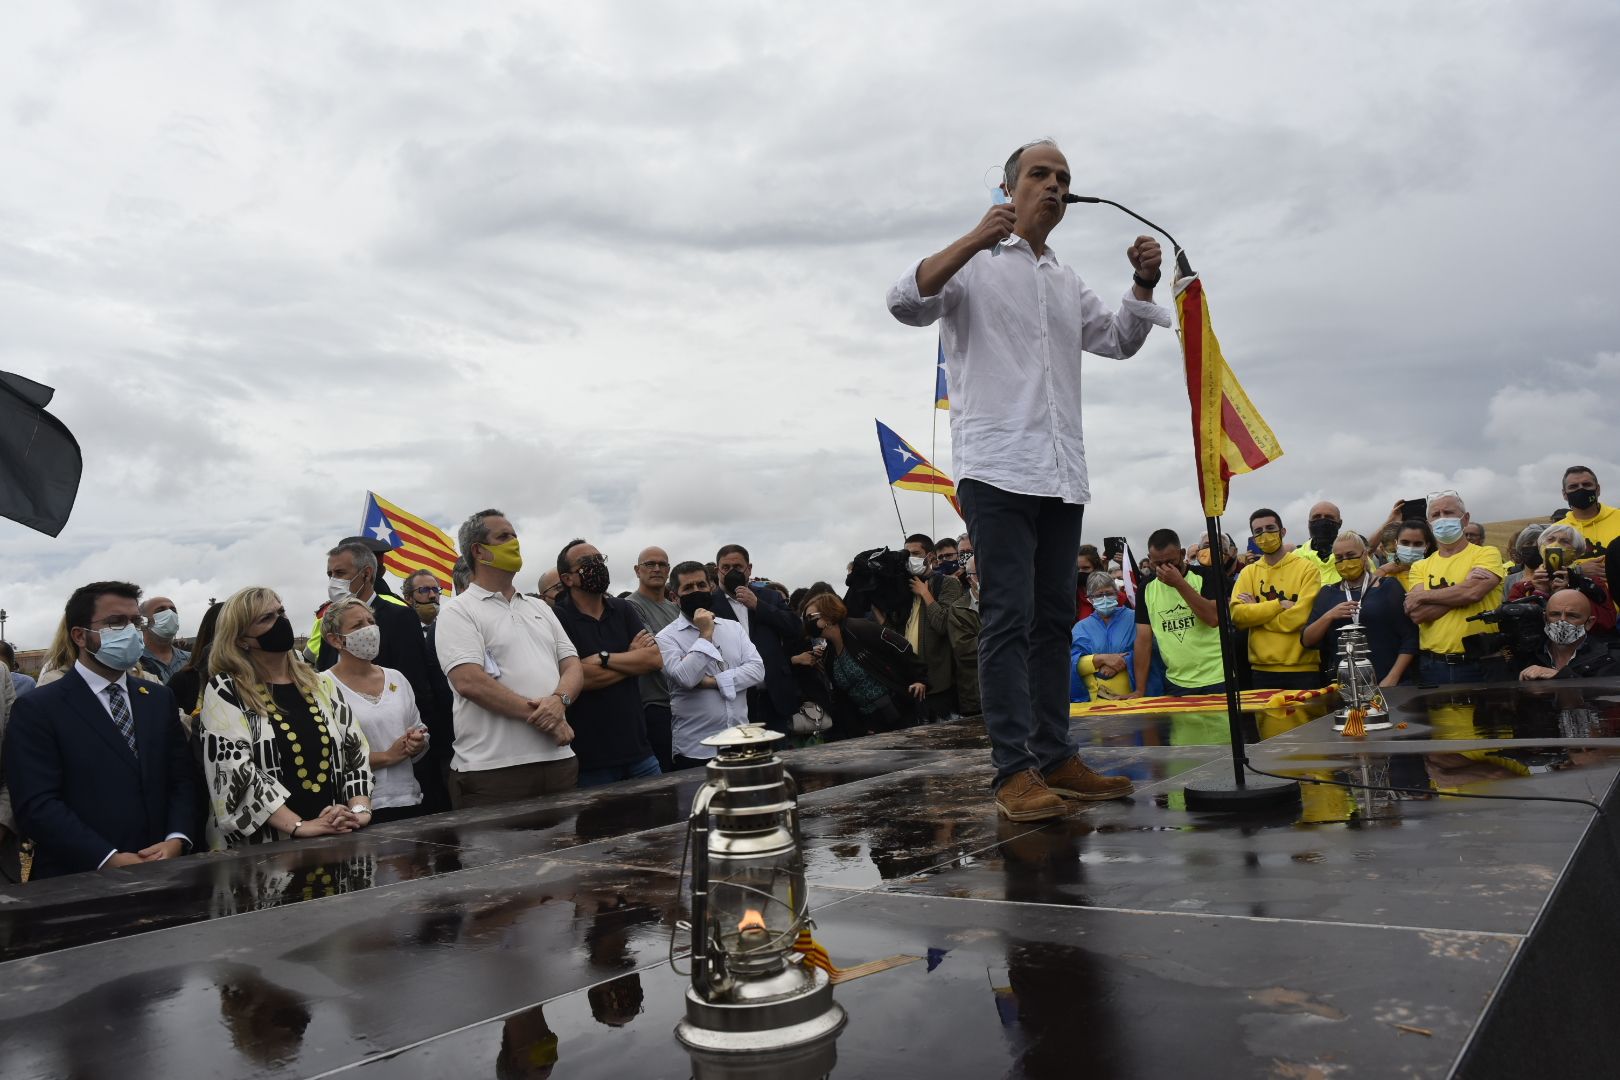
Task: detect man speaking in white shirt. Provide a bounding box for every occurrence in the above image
[886,138,1168,822]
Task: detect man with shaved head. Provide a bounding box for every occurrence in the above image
[1520,589,1619,680]
[624,546,679,772]
[138,595,189,684]
[1294,501,1343,586]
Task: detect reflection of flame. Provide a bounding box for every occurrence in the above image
[737,909,767,934]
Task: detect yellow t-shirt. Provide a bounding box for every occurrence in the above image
[1568,503,1620,562]
[1409,544,1505,655]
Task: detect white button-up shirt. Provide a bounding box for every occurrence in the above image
[434,583,578,771]
[655,615,765,760]
[887,239,1171,505]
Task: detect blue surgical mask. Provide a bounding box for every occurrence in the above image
[1432,517,1465,544]
[89,624,147,670]
[1395,544,1426,565]
[150,609,181,641]
[1091,595,1119,616]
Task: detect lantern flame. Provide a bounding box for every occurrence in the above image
[737,909,768,934]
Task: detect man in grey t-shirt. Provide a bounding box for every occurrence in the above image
[624,546,680,772]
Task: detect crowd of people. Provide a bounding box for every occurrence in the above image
[0,467,1613,882]
[1076,469,1620,711]
[0,509,993,881]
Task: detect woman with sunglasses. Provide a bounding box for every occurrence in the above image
[199,586,374,849]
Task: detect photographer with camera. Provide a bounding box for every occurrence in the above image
[1503,525,1615,636]
[902,534,967,720]
[1519,590,1620,680]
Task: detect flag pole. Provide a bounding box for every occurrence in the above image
[929,407,938,540]
[889,486,909,548]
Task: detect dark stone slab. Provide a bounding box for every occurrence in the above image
[0,856,686,1080]
[880,746,1620,935]
[349,890,1518,1079]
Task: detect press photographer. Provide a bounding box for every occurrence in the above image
[1502,524,1615,636]
[1519,589,1620,680]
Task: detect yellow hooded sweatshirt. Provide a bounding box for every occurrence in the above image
[1229,550,1322,672]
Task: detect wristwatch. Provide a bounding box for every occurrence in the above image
[598,650,612,668]
[557,691,574,707]
[349,804,372,817]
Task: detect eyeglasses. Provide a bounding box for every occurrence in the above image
[90,615,150,631]
[574,554,608,569]
[412,585,442,596]
[1426,488,1460,504]
[638,560,669,570]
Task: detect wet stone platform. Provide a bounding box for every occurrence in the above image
[3,681,1619,1078]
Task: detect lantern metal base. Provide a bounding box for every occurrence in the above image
[1332,707,1393,732]
[676,965,847,1053]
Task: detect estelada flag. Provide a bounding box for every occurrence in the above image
[361,491,460,591]
[934,340,949,410]
[1174,272,1283,517]
[876,419,962,518]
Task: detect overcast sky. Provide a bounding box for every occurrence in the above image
[2,1,1616,646]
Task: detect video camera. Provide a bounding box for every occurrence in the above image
[847,547,915,622]
[1463,599,1546,672]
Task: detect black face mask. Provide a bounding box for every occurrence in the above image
[803,615,822,639]
[1517,547,1542,571]
[254,615,295,654]
[679,592,710,620]
[1568,489,1598,511]
[721,569,747,593]
[576,561,610,594]
[935,559,959,577]
[1308,519,1341,550]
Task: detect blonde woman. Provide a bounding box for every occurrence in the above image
[199,587,373,849]
[323,598,429,823]
[1301,531,1417,686]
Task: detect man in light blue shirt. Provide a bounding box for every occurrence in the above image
[656,561,765,769]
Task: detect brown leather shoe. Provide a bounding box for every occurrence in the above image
[994,768,1069,822]
[1043,756,1134,801]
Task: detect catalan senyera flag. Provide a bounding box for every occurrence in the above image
[1175,272,1283,517]
[876,419,962,518]
[361,491,460,592]
[934,340,949,410]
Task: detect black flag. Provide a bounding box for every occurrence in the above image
[0,370,82,537]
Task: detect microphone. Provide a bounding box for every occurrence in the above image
[1064,194,1193,277]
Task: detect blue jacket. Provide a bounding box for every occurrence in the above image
[1070,610,1138,703]
[4,667,197,878]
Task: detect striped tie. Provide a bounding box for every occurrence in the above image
[105,683,138,758]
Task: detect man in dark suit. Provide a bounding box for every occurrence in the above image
[4,581,198,879]
[711,544,804,734]
[316,539,454,813]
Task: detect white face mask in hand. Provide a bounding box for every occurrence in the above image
[342,624,382,661]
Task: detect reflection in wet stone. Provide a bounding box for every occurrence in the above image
[588,972,644,1027]
[498,1003,559,1080]
[217,969,311,1067]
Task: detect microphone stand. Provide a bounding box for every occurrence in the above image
[1069,194,1300,813]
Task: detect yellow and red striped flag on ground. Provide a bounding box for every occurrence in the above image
[1174,273,1283,517]
[360,491,460,592]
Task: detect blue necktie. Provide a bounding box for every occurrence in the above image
[105,683,138,758]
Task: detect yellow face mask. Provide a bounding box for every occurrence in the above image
[480,537,523,574]
[1254,532,1282,555]
[1336,558,1366,581]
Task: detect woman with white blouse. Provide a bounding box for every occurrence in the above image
[323,598,429,823]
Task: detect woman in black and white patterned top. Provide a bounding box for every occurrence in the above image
[199,586,373,850]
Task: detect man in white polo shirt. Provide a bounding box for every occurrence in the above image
[435,508,584,808]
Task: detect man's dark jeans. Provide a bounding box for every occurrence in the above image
[1418,653,1484,685]
[959,478,1083,790]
